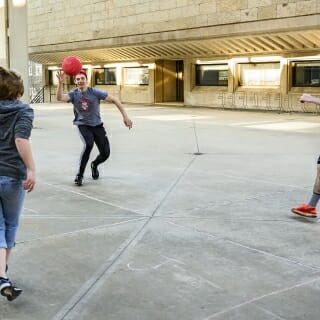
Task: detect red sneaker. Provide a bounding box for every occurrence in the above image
[291,203,317,218]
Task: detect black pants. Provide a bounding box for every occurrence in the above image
[77,124,110,176]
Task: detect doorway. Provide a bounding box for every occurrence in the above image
[155,60,184,103]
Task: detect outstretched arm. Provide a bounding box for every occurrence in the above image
[300,94,320,105]
[105,95,133,129]
[56,71,71,102]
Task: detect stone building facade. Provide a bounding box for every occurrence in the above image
[27,0,320,112]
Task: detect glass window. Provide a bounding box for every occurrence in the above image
[94,68,117,85]
[239,62,280,86]
[124,67,149,85]
[49,70,59,86]
[35,63,42,76]
[196,64,228,86]
[292,61,320,87]
[49,70,74,86]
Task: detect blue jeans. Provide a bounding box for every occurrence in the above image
[0,176,25,248]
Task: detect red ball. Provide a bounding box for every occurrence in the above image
[62,56,82,76]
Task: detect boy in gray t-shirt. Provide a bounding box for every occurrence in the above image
[56,70,133,186]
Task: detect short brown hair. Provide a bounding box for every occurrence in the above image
[74,70,87,80]
[0,66,24,100]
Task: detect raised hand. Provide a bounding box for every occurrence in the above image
[56,70,65,83]
[300,94,317,104]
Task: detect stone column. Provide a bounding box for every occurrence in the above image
[7,0,29,103]
[0,0,8,67]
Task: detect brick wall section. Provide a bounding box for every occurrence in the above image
[27,0,319,47]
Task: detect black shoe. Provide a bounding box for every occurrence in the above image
[91,162,99,180]
[0,277,10,296]
[74,174,83,186]
[0,278,22,301]
[5,285,22,301]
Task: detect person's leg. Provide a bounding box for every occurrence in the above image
[0,192,8,279]
[0,249,6,279]
[0,177,24,300]
[2,177,25,262]
[292,157,320,217]
[6,248,12,264]
[76,126,95,183]
[93,125,110,165]
[308,192,320,207]
[91,125,110,179]
[310,162,320,207]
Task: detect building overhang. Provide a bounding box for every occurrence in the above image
[29,15,320,65]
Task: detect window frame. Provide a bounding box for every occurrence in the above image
[123,66,149,86]
[238,62,281,88]
[195,64,228,86]
[94,68,117,85]
[291,60,320,87]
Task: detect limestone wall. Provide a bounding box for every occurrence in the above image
[184,90,314,112]
[27,0,320,47]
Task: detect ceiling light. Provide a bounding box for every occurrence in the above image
[12,0,26,7]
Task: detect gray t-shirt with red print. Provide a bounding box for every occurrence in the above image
[68,87,108,126]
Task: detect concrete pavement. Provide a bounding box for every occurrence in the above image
[2,103,320,320]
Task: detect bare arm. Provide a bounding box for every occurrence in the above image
[105,95,133,129]
[15,138,36,192]
[300,94,320,105]
[56,70,71,102]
